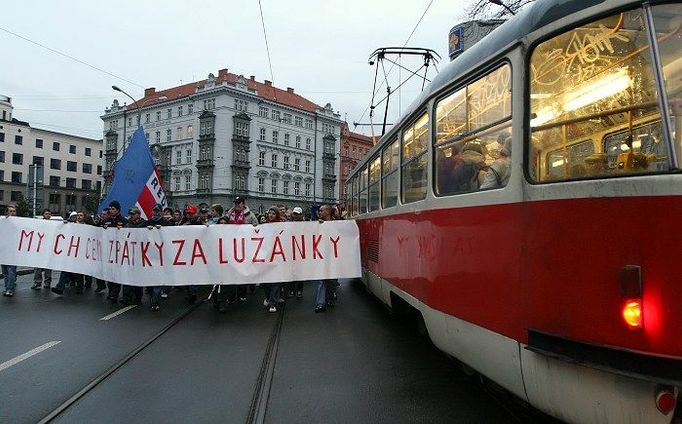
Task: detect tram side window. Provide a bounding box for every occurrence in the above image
[368,156,381,212]
[529,8,672,182]
[359,166,368,214]
[401,113,429,203]
[435,64,512,195]
[651,4,682,167]
[350,175,358,217]
[382,138,399,208]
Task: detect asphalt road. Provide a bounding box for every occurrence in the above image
[1,272,521,424]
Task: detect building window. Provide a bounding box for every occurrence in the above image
[69,145,76,154]
[235,121,249,138]
[284,156,290,170]
[295,135,301,149]
[0,133,4,142]
[185,175,191,190]
[305,119,313,129]
[259,106,269,118]
[33,156,43,165]
[258,151,265,166]
[178,106,183,116]
[187,125,194,138]
[53,142,60,151]
[283,181,289,195]
[12,153,23,165]
[234,99,248,112]
[305,160,311,173]
[97,165,102,175]
[35,138,43,148]
[295,116,303,127]
[166,128,172,142]
[85,147,91,156]
[11,191,22,202]
[258,177,265,192]
[283,113,292,124]
[175,150,182,165]
[66,177,76,188]
[49,176,60,187]
[67,161,77,172]
[306,138,311,150]
[186,148,192,163]
[145,113,150,123]
[271,154,278,168]
[50,158,61,170]
[155,131,161,143]
[15,135,22,145]
[200,121,214,136]
[156,111,161,121]
[167,109,172,119]
[11,171,22,183]
[260,128,266,141]
[0,151,4,163]
[82,180,92,190]
[272,130,278,143]
[174,177,180,191]
[82,163,92,174]
[271,179,277,194]
[305,183,311,197]
[294,182,300,196]
[188,103,193,114]
[294,158,300,171]
[272,110,280,122]
[128,117,132,127]
[284,133,290,146]
[176,127,183,139]
[203,98,215,110]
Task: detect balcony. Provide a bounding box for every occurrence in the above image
[196,158,215,168]
[196,187,210,194]
[323,152,336,160]
[322,173,337,182]
[231,160,250,170]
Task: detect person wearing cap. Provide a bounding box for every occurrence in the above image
[146,204,171,309]
[32,208,54,290]
[148,204,170,227]
[481,136,512,190]
[215,197,259,310]
[287,207,306,298]
[102,200,128,302]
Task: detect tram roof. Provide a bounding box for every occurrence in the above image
[367,0,609,160]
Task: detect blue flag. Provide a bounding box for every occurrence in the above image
[98,127,166,217]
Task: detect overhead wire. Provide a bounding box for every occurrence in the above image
[357,0,435,126]
[257,0,277,103]
[0,26,144,89]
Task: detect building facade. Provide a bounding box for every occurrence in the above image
[0,95,103,216]
[339,122,373,203]
[101,68,343,214]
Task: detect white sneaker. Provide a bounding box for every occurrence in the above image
[269,306,277,313]
[263,299,269,307]
[160,292,168,299]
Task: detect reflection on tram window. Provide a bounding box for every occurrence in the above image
[652,4,682,167]
[382,139,399,208]
[368,156,381,212]
[359,166,368,214]
[529,9,673,182]
[401,112,429,203]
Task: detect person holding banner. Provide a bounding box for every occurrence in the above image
[263,206,285,313]
[32,208,54,290]
[314,204,339,313]
[103,201,128,303]
[2,205,18,297]
[119,206,148,306]
[182,204,203,304]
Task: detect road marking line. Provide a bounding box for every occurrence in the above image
[0,341,62,372]
[99,305,137,321]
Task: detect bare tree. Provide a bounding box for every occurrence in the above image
[466,0,536,20]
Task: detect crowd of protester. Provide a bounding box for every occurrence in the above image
[2,197,345,315]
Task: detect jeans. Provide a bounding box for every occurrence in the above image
[146,287,162,306]
[263,283,282,307]
[315,279,337,307]
[56,272,83,290]
[34,268,52,286]
[2,265,17,291]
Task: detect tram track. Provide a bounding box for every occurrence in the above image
[36,300,204,424]
[246,302,285,424]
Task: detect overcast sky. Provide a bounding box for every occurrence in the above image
[1,1,472,140]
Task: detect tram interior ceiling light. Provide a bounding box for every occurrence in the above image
[531,68,632,127]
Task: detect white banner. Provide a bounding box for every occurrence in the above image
[0,217,361,286]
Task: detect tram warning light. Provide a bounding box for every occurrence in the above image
[622,298,643,330]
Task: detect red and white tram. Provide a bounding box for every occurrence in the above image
[345,1,681,422]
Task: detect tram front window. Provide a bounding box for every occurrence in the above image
[529,7,677,182]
